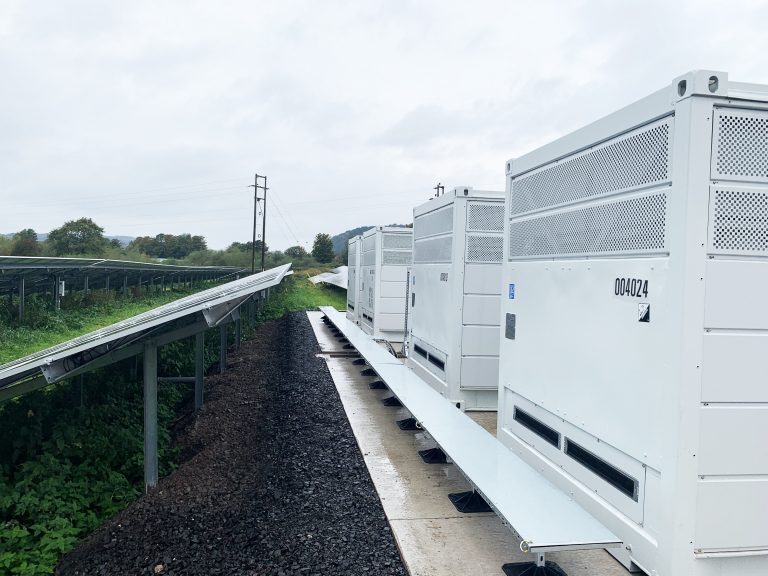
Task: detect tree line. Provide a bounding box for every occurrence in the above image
[1,218,340,270]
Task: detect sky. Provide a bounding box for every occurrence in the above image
[1,0,767,250]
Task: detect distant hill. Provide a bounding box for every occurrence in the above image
[330,224,410,254]
[331,226,373,254]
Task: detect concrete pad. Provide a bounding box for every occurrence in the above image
[308,311,629,576]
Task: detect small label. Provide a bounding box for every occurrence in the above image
[638,303,650,323]
[615,277,649,298]
[412,275,416,285]
[508,284,515,299]
[440,273,448,282]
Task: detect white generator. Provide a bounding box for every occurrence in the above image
[407,187,504,410]
[346,235,362,323]
[359,226,412,343]
[498,70,768,576]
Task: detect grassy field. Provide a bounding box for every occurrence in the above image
[256,273,347,323]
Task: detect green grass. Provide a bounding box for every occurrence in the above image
[0,288,208,366]
[256,274,347,322]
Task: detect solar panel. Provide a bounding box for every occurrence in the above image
[0,264,292,397]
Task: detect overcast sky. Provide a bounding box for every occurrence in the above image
[2,0,767,250]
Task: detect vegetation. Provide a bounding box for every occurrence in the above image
[0,267,346,575]
[9,230,41,257]
[46,218,110,257]
[311,233,334,263]
[0,287,207,366]
[127,233,207,259]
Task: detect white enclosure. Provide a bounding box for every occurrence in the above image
[407,187,504,410]
[498,70,768,576]
[359,226,412,342]
[346,235,362,323]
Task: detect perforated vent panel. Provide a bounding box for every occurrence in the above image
[414,206,453,239]
[467,202,504,231]
[362,234,376,253]
[466,235,504,262]
[348,242,357,265]
[509,194,667,259]
[712,109,768,183]
[510,118,671,215]
[710,188,768,254]
[414,236,453,263]
[382,233,413,249]
[362,250,375,266]
[382,250,413,265]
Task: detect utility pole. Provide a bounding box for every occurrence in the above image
[433,182,444,197]
[248,174,269,273]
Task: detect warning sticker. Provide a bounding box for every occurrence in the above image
[508,284,515,300]
[638,303,650,323]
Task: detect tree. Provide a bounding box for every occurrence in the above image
[10,229,41,256]
[284,245,308,258]
[311,233,334,263]
[47,218,107,256]
[228,240,267,253]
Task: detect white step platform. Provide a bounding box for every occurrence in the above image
[320,306,622,556]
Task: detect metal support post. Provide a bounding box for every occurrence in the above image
[195,332,204,410]
[17,277,24,322]
[235,317,241,349]
[54,275,61,310]
[84,275,89,294]
[123,274,128,297]
[219,324,227,373]
[161,276,165,293]
[105,273,110,293]
[249,298,255,328]
[138,275,142,294]
[143,340,158,491]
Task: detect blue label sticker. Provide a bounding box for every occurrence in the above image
[508,284,515,299]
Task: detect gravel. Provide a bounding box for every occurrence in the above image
[56,312,407,576]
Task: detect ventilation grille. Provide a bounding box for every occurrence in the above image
[363,234,376,253]
[513,407,560,448]
[414,206,453,239]
[565,438,639,501]
[710,188,768,254]
[467,202,504,231]
[510,119,671,215]
[383,232,413,249]
[382,250,412,265]
[362,250,376,266]
[414,236,453,263]
[509,193,667,259]
[466,235,503,263]
[713,109,768,182]
[348,244,357,265]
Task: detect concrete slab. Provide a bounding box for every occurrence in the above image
[307,311,629,576]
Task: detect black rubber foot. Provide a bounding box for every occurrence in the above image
[382,396,402,407]
[338,338,349,343]
[361,368,377,376]
[352,358,367,365]
[448,490,492,513]
[343,344,355,350]
[397,417,419,430]
[418,447,447,464]
[368,380,387,389]
[501,561,567,576]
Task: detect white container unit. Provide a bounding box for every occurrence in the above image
[359,226,412,342]
[346,235,362,323]
[407,187,504,410]
[498,70,768,576]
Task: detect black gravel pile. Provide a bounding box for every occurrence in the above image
[56,312,407,576]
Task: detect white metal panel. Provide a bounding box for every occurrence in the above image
[695,477,768,552]
[378,296,407,314]
[464,263,502,295]
[462,294,501,326]
[459,357,498,389]
[698,405,768,476]
[702,333,768,402]
[461,325,500,356]
[379,280,407,298]
[704,259,768,329]
[380,266,409,282]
